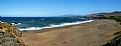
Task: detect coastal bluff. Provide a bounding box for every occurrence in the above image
[21,20,121,46]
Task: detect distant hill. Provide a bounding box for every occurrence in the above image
[59,11,121,18]
[61,14,82,17]
[87,11,121,17]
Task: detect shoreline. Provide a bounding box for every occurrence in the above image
[22,20,94,33]
[19,20,94,31]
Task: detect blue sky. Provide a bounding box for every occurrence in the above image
[0,0,121,17]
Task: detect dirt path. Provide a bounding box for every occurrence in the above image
[21,20,121,46]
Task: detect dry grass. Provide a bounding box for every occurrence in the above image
[21,20,121,46]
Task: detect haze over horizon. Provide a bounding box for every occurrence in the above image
[0,0,121,17]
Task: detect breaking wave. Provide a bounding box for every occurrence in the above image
[19,20,94,31]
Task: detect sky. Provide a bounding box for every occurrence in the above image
[0,0,121,17]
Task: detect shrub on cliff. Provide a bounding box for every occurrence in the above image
[119,22,121,25]
[114,18,121,22]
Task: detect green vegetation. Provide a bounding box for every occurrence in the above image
[120,23,121,25]
[92,16,121,25]
[93,17,109,19]
[114,17,121,22]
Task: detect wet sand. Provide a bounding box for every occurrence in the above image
[21,20,121,46]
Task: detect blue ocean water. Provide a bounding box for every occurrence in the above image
[1,17,91,31]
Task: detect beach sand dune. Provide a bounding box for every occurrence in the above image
[21,20,121,46]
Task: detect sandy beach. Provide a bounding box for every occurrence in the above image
[21,20,121,46]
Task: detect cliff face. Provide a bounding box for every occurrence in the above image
[0,22,26,46]
[103,31,121,46]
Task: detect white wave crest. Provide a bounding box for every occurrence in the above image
[11,23,21,26]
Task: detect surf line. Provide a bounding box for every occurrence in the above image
[19,20,94,31]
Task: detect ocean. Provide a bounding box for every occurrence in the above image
[0,17,94,31]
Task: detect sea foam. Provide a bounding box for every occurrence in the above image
[19,20,94,31]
